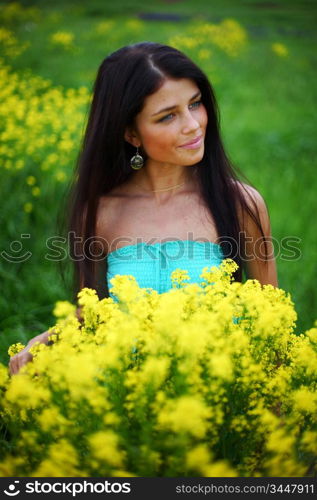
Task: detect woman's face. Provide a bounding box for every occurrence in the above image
[126,78,208,169]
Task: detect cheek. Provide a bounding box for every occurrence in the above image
[142,128,175,154]
[200,107,208,129]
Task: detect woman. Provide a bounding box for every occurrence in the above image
[9,42,278,375]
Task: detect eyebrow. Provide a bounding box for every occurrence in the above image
[151,91,202,117]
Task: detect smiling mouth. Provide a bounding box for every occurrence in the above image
[179,135,204,149]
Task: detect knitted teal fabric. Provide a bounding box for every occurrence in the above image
[106,240,224,301]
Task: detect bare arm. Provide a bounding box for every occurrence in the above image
[9,199,107,376]
[9,307,83,375]
[9,329,54,375]
[239,184,278,287]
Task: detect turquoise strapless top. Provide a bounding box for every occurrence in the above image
[106,240,224,301]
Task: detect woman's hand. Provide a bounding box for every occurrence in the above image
[9,330,52,376]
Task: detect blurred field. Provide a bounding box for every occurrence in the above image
[0,0,316,364]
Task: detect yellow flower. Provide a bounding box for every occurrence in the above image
[8,342,25,357]
[185,444,212,473]
[198,49,212,60]
[1,2,40,24]
[55,170,67,182]
[77,287,99,308]
[292,387,316,413]
[156,395,212,438]
[31,186,40,196]
[170,268,190,288]
[50,31,75,49]
[300,431,317,455]
[0,27,29,58]
[95,20,114,35]
[307,326,317,344]
[89,431,125,468]
[203,460,238,477]
[208,352,233,381]
[0,364,9,387]
[108,274,146,304]
[266,428,296,455]
[53,300,76,319]
[32,440,80,477]
[191,18,248,57]
[125,19,144,32]
[0,261,316,477]
[0,456,26,476]
[36,406,70,432]
[5,375,51,409]
[272,42,289,57]
[23,202,33,213]
[26,175,36,186]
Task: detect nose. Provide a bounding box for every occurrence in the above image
[181,109,200,135]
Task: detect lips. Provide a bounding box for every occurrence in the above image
[179,135,204,149]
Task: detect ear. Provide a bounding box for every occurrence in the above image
[124,126,141,148]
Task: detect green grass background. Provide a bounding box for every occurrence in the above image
[0,0,316,365]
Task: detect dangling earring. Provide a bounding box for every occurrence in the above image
[130,146,144,170]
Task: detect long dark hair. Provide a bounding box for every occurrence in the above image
[61,41,268,301]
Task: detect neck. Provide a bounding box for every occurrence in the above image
[131,162,198,194]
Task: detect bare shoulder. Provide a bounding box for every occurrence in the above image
[233,180,269,231]
[96,185,132,244]
[97,192,119,218]
[233,181,278,287]
[96,194,118,236]
[235,180,266,211]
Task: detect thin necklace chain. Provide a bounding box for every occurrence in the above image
[133,181,186,193]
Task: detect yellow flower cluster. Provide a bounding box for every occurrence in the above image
[1,260,316,477]
[49,31,75,50]
[272,42,289,57]
[0,60,90,212]
[0,2,40,25]
[52,301,76,320]
[124,19,145,33]
[95,20,115,35]
[7,342,25,357]
[0,27,29,59]
[0,60,90,171]
[169,18,248,58]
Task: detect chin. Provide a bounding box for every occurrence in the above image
[186,149,205,165]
